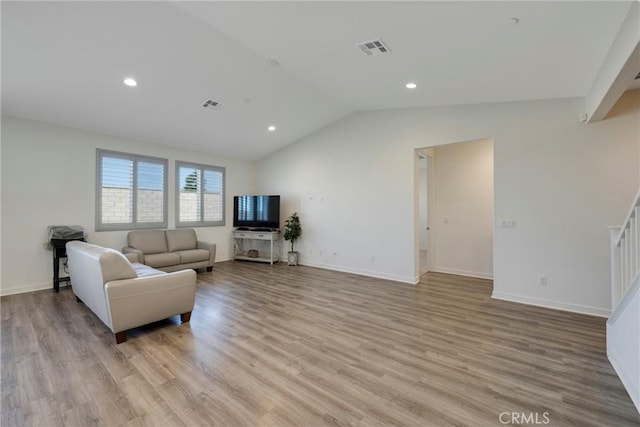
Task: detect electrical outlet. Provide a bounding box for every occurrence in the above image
[501,220,516,229]
[538,275,547,286]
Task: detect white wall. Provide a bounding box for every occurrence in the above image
[257,91,640,315]
[432,139,493,279]
[0,116,255,296]
[612,90,640,188]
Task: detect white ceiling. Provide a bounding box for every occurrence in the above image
[1,1,634,160]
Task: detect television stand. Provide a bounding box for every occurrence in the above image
[233,230,281,264]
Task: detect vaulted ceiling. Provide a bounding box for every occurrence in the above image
[1,1,634,160]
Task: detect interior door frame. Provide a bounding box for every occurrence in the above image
[414,148,435,279]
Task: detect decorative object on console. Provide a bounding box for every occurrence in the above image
[247,249,259,258]
[283,212,301,266]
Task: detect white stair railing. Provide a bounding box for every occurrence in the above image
[607,187,640,414]
[610,187,640,311]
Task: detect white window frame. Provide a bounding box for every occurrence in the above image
[96,149,168,231]
[175,161,226,228]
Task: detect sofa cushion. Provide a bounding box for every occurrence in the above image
[131,262,166,278]
[175,249,210,264]
[166,229,197,252]
[127,230,168,255]
[144,252,180,268]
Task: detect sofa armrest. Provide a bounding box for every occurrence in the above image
[197,241,216,267]
[122,253,140,264]
[122,247,144,263]
[104,269,196,333]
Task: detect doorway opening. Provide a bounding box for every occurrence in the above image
[417,149,434,275]
[414,139,494,281]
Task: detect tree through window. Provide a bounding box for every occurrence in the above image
[176,161,225,227]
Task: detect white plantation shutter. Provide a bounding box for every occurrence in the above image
[96,150,168,231]
[137,160,165,224]
[100,155,133,224]
[178,166,201,222]
[203,169,224,222]
[176,161,225,227]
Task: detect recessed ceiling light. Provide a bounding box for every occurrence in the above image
[268,125,276,132]
[405,82,417,89]
[123,78,137,87]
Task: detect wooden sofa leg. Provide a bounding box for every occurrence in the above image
[206,266,213,272]
[115,331,127,344]
[181,311,192,323]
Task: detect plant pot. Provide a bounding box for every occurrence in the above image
[287,251,299,266]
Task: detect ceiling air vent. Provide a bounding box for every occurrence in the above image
[202,99,221,109]
[356,38,391,56]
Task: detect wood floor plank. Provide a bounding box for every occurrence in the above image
[1,261,639,426]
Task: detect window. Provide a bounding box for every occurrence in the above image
[176,161,225,227]
[96,149,168,231]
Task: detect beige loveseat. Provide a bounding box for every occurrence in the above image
[123,229,216,272]
[66,241,196,344]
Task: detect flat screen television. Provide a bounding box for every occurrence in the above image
[233,195,280,230]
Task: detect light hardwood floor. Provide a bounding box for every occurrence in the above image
[2,262,639,426]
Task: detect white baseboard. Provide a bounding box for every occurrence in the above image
[492,291,610,317]
[431,267,493,280]
[607,332,640,413]
[300,261,418,285]
[0,280,62,297]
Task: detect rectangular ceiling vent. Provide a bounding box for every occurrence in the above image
[635,71,640,80]
[202,99,221,109]
[356,38,391,56]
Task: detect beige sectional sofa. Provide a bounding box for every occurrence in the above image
[123,229,216,272]
[66,241,196,344]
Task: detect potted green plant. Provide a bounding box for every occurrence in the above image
[283,212,301,266]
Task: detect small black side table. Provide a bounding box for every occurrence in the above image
[51,238,84,292]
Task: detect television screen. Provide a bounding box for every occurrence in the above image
[233,195,280,229]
